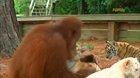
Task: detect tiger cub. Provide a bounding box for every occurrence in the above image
[105,41,140,61]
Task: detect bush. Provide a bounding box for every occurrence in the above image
[14,0,30,14]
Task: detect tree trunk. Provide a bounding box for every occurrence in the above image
[0,0,21,57]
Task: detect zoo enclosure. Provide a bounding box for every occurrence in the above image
[17,14,140,42]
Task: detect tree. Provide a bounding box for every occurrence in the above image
[0,0,21,57]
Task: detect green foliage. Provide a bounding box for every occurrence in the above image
[53,0,78,14]
[105,0,140,13]
[14,0,140,15]
[14,0,30,14]
[86,0,108,14]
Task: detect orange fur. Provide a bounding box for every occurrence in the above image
[10,17,85,78]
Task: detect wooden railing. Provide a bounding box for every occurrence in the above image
[17,14,140,22]
[17,14,140,42]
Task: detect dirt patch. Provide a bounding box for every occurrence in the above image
[0,40,140,78]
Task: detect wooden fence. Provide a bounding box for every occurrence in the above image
[17,14,140,42]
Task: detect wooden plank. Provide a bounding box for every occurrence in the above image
[82,29,107,31]
[23,25,108,40]
[83,23,108,29]
[119,30,140,39]
[119,38,140,42]
[23,25,34,35]
[81,29,108,40]
[17,14,140,23]
[108,22,119,41]
[120,23,140,30]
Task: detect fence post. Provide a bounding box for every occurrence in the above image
[108,22,119,41]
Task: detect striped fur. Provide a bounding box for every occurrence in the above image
[105,41,140,61]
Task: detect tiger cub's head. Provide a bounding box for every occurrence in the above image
[105,41,118,59]
[105,41,130,59]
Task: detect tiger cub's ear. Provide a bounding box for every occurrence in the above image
[106,41,116,46]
